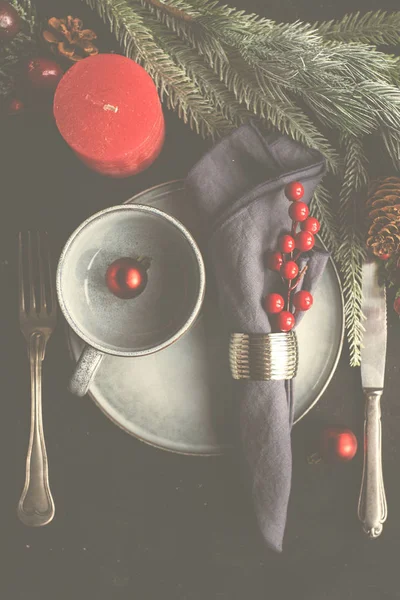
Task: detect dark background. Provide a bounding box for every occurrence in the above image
[2,0,400,598]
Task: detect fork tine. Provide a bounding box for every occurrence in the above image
[27,230,36,313]
[37,231,47,312]
[18,232,26,315]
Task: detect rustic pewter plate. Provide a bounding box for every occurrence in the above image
[67,180,344,455]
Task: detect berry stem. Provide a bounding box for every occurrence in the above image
[291,221,298,237]
[288,265,308,292]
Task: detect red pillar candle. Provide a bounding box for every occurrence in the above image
[53,54,165,178]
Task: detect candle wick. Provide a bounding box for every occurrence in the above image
[103,104,118,113]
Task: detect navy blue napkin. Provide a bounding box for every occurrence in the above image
[186,123,328,551]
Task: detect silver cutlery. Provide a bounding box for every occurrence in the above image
[358,259,387,538]
[17,231,56,527]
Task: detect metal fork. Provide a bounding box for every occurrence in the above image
[17,231,56,527]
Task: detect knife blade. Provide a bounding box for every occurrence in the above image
[358,259,387,538]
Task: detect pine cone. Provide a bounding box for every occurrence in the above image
[43,16,98,62]
[366,177,400,259]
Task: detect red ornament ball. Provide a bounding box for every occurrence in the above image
[8,97,24,115]
[278,234,295,254]
[264,293,285,314]
[379,252,391,261]
[284,181,304,202]
[106,257,148,300]
[288,201,309,222]
[301,216,320,234]
[321,427,358,463]
[295,231,315,252]
[293,290,313,311]
[25,57,63,91]
[266,251,284,272]
[394,296,400,315]
[0,1,21,41]
[280,260,299,280]
[276,310,295,332]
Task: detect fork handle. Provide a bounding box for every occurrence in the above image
[357,390,387,538]
[17,332,55,527]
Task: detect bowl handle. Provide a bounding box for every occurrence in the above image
[69,345,104,397]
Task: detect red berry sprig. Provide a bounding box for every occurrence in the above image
[264,181,320,332]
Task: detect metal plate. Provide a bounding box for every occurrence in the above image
[67,180,344,455]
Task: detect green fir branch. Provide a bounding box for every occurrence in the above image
[316,11,400,46]
[0,0,38,101]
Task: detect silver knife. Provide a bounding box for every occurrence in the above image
[358,259,388,538]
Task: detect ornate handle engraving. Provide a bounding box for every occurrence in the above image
[358,390,387,538]
[17,332,55,526]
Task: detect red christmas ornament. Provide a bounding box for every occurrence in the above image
[278,234,295,254]
[264,293,285,314]
[280,260,299,280]
[0,1,21,41]
[394,296,400,315]
[106,257,148,300]
[8,97,24,114]
[301,216,320,234]
[293,290,313,311]
[295,231,315,252]
[26,57,63,91]
[379,253,391,261]
[266,251,284,272]
[289,201,309,222]
[284,181,304,202]
[276,310,295,332]
[321,427,358,463]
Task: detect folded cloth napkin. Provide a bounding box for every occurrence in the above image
[186,122,329,552]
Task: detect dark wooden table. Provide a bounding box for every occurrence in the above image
[3,0,400,597]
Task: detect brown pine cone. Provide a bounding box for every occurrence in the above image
[366,177,400,259]
[43,16,98,62]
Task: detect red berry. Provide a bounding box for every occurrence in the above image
[288,201,309,222]
[106,257,148,299]
[266,251,284,272]
[321,427,357,463]
[0,1,21,41]
[264,293,285,314]
[278,234,295,254]
[295,231,315,252]
[293,290,313,311]
[276,311,295,332]
[394,296,400,315]
[26,57,63,91]
[379,252,391,261]
[280,260,299,280]
[8,98,24,114]
[301,217,320,234]
[285,181,304,202]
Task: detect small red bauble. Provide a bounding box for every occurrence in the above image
[264,293,285,314]
[0,1,21,41]
[280,260,299,280]
[321,427,358,463]
[106,257,148,300]
[293,290,313,311]
[278,234,295,254]
[8,98,24,114]
[284,181,304,202]
[295,231,315,252]
[276,310,295,332]
[394,296,400,315]
[379,252,391,261]
[26,57,63,91]
[266,251,284,272]
[288,201,309,222]
[301,216,320,234]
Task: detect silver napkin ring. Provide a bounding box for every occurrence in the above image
[229,331,298,381]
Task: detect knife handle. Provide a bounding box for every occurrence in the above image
[358,390,387,538]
